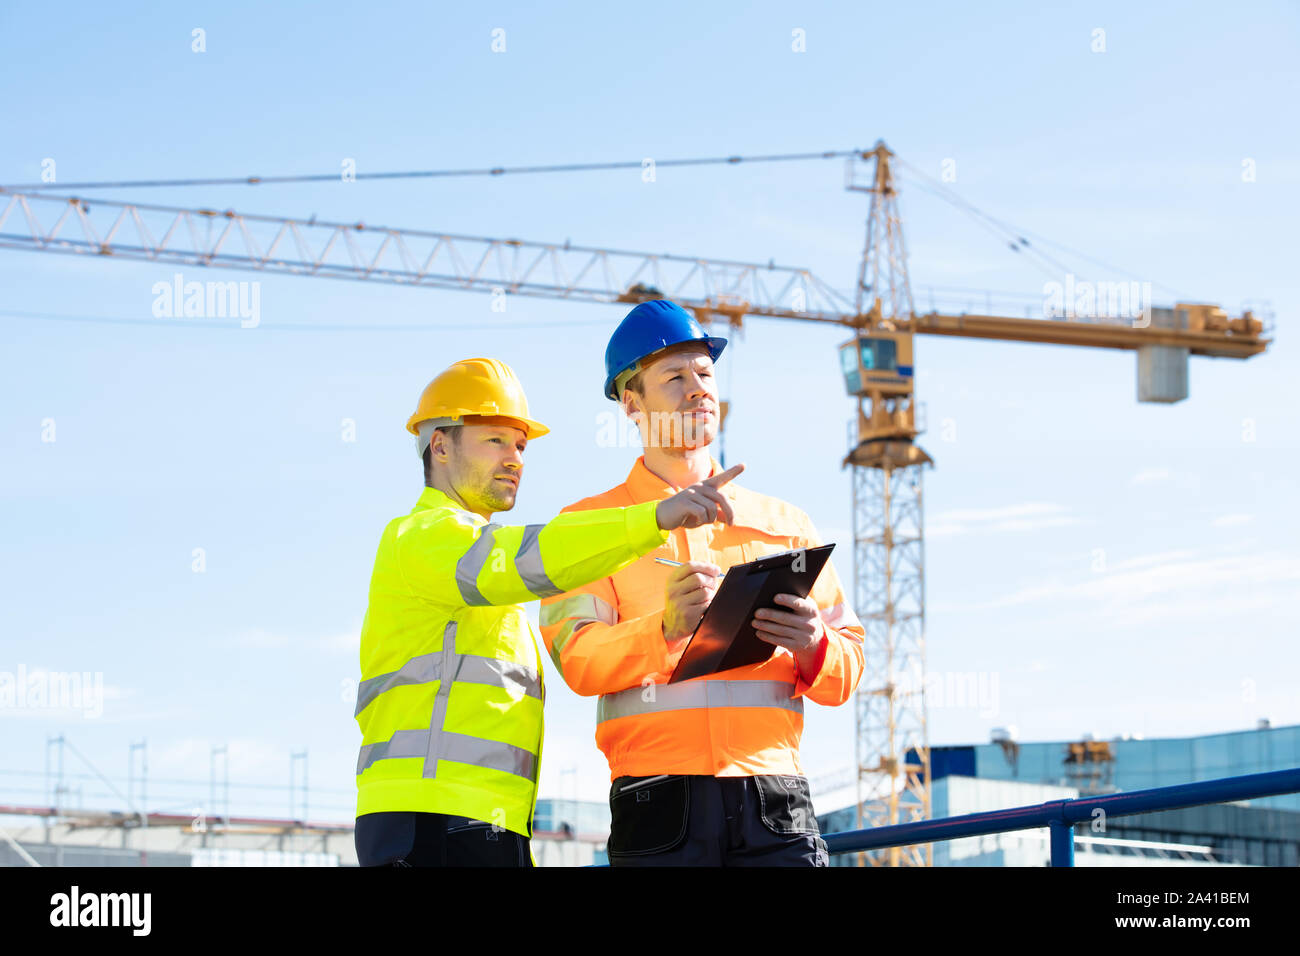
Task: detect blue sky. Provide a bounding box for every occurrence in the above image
[2,1,1297,822]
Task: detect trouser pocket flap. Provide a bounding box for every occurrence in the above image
[753,774,819,835]
[608,774,690,856]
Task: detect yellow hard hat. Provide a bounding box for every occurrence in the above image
[406,358,550,449]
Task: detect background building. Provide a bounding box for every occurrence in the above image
[817,720,1300,866]
[0,796,611,867]
[5,722,1296,866]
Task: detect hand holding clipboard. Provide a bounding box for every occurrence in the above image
[661,544,836,683]
[751,590,827,679]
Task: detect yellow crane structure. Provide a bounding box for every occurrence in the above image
[834,143,1266,866]
[0,142,1271,866]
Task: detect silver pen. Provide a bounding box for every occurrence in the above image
[653,556,726,578]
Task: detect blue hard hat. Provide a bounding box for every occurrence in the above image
[603,299,727,400]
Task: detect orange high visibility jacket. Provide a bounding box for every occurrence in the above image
[539,455,865,779]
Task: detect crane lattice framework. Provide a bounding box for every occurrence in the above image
[847,142,931,866]
[0,146,1271,868]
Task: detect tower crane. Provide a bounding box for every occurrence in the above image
[0,142,1271,866]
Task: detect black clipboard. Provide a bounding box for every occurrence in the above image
[667,544,835,684]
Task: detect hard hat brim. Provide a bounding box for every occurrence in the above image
[407,412,549,440]
[469,414,550,440]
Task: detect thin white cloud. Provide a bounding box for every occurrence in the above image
[1108,549,1200,571]
[938,548,1300,625]
[1129,467,1171,485]
[1212,513,1254,528]
[927,523,967,538]
[927,502,1086,538]
[230,626,360,654]
[933,502,1067,524]
[986,516,1084,534]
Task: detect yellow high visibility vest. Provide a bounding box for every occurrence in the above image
[355,486,668,837]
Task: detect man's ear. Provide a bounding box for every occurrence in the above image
[429,428,452,463]
[621,390,644,425]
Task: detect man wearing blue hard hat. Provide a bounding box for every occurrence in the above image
[539,297,865,866]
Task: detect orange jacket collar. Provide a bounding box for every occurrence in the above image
[624,454,737,504]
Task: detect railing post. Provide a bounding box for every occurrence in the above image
[1048,819,1074,867]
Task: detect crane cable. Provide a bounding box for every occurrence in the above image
[895,157,1188,299]
[894,162,1080,281]
[900,175,1072,284]
[0,149,864,193]
[1,146,1191,302]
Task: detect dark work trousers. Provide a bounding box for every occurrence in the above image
[607,774,830,866]
[355,811,533,867]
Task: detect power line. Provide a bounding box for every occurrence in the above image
[0,148,863,192]
[0,308,617,333]
[0,784,358,816]
[0,767,356,796]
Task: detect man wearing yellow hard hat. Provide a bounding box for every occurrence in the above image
[353,357,744,867]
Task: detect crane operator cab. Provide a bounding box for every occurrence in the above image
[839,330,932,468]
[839,332,914,398]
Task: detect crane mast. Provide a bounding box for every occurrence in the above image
[846,142,932,866]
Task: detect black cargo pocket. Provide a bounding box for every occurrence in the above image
[607,774,690,857]
[754,774,820,835]
[443,817,525,867]
[444,817,500,841]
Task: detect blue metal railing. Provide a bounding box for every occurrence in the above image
[822,767,1300,866]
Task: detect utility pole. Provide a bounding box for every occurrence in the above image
[210,744,229,845]
[129,739,148,865]
[289,750,308,851]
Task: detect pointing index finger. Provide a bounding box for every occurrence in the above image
[703,462,745,489]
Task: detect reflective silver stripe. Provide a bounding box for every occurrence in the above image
[438,732,536,780]
[357,619,540,781]
[516,524,564,598]
[540,593,617,628]
[596,679,803,724]
[357,728,427,773]
[354,651,442,717]
[456,523,502,605]
[424,621,459,779]
[355,651,540,718]
[356,729,535,780]
[548,617,598,672]
[456,656,541,700]
[820,601,861,631]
